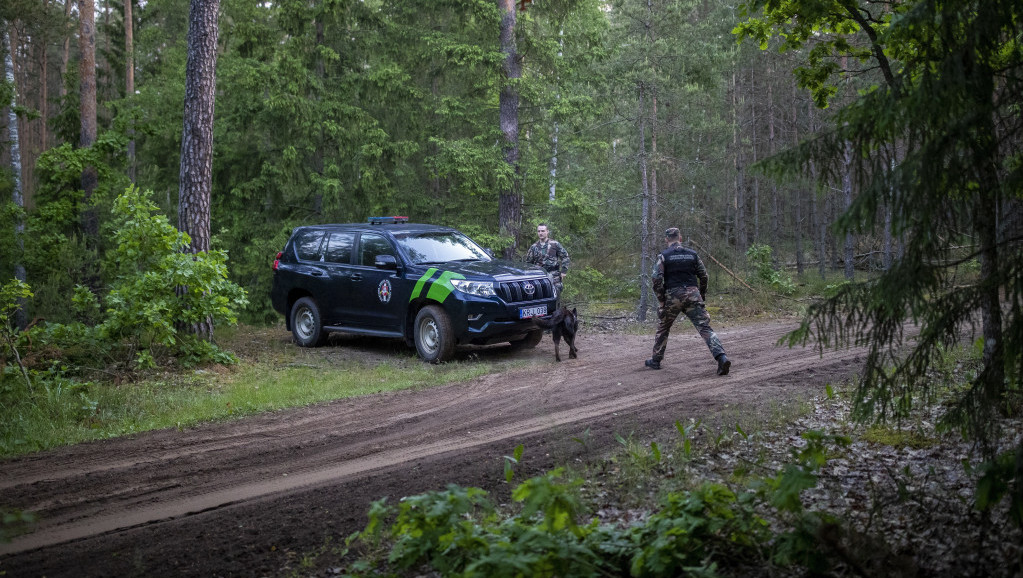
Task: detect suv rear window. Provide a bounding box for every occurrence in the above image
[325,232,355,264]
[294,230,326,261]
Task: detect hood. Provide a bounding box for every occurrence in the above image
[409,259,547,280]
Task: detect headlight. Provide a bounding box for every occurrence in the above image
[451,279,496,297]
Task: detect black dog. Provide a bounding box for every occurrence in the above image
[532,307,579,362]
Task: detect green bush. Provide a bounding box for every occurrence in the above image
[746,243,795,295]
[19,186,249,371]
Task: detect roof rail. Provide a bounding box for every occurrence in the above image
[367,216,409,225]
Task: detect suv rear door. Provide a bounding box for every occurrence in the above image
[347,232,404,330]
[320,231,357,325]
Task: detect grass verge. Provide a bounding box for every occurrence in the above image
[0,325,523,458]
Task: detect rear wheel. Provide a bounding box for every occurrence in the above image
[291,297,327,347]
[414,305,455,363]
[509,329,543,350]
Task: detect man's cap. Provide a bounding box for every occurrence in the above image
[664,227,680,238]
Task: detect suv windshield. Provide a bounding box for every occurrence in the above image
[395,232,491,265]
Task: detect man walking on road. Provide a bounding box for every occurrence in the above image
[645,228,731,375]
[525,223,570,295]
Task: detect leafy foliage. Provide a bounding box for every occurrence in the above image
[746,243,795,294]
[349,433,867,577]
[16,187,248,372]
[0,279,33,390]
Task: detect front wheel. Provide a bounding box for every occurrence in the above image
[291,297,327,347]
[414,305,454,363]
[509,329,543,350]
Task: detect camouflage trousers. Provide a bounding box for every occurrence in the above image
[651,285,725,362]
[549,271,564,296]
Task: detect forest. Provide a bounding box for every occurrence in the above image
[1,0,1022,570]
[2,0,941,326]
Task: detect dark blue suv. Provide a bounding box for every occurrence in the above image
[270,217,558,362]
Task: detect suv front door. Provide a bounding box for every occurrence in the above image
[349,232,404,329]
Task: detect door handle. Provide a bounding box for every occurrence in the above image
[351,273,363,281]
[310,270,324,277]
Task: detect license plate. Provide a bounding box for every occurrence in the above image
[519,305,547,319]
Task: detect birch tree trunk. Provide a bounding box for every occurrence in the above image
[178,0,220,340]
[549,28,562,202]
[4,26,27,329]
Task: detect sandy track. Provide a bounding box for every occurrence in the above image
[0,320,864,577]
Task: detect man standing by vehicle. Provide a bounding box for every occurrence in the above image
[645,228,731,375]
[525,223,570,295]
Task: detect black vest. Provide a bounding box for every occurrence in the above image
[661,245,700,289]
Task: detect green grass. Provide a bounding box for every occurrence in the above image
[0,326,523,458]
[861,425,939,450]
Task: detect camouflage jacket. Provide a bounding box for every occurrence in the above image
[525,239,570,274]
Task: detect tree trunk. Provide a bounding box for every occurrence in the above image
[842,138,855,280]
[733,69,747,252]
[647,0,657,236]
[841,56,855,280]
[768,62,779,260]
[793,85,804,276]
[125,0,135,181]
[637,83,650,322]
[650,88,658,240]
[61,0,72,101]
[41,5,49,152]
[79,0,99,239]
[497,0,521,259]
[750,66,760,245]
[549,28,562,202]
[4,26,27,330]
[178,0,221,340]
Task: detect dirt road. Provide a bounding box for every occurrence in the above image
[0,319,865,577]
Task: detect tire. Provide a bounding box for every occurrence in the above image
[509,329,543,350]
[290,297,327,347]
[414,305,454,363]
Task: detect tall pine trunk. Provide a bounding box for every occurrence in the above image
[125,0,135,181]
[178,0,220,340]
[497,0,521,259]
[637,83,651,322]
[79,0,98,240]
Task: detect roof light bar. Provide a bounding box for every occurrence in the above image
[367,216,409,225]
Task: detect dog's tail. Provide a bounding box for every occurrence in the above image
[532,315,558,329]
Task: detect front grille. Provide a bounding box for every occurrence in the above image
[498,277,555,303]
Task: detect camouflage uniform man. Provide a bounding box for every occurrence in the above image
[645,228,731,375]
[525,224,570,295]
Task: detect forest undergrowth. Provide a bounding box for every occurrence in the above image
[305,352,1022,578]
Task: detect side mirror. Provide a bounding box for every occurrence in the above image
[375,254,399,270]
[484,248,495,257]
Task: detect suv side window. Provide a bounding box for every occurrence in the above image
[359,233,395,266]
[294,229,325,261]
[324,232,355,264]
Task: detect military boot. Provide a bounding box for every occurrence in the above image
[716,354,731,376]
[644,358,661,370]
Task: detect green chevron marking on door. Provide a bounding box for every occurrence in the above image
[410,268,440,301]
[425,271,465,303]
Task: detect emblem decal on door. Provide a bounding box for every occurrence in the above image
[377,279,392,303]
